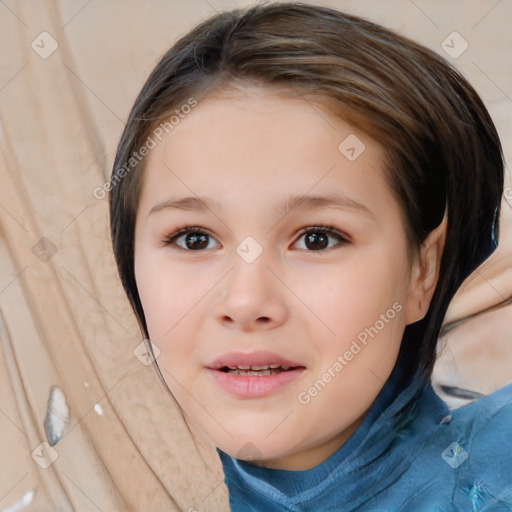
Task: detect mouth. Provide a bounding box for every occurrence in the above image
[218,364,298,376]
[206,351,306,398]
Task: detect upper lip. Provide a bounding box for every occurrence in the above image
[207,350,305,370]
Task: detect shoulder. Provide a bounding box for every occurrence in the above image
[437,383,512,509]
[450,381,512,434]
[440,382,512,470]
[407,381,512,463]
[434,381,512,461]
[389,383,512,510]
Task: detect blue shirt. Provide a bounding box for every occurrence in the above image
[216,365,512,511]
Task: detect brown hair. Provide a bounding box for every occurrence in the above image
[109,2,503,388]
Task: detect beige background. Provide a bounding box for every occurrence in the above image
[0,1,511,510]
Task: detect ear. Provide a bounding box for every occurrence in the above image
[404,215,447,325]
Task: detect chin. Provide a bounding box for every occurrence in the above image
[213,424,304,462]
[221,439,291,464]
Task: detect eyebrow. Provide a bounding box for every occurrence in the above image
[147,193,375,221]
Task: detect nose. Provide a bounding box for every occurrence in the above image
[214,256,288,332]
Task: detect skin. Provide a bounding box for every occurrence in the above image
[133,85,446,471]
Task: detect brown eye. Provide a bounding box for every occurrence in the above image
[294,226,348,251]
[305,231,330,250]
[163,226,220,251]
[181,232,210,250]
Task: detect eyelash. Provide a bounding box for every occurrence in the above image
[160,223,349,252]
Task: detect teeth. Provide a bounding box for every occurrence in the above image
[226,368,282,376]
[223,364,293,371]
[222,364,296,376]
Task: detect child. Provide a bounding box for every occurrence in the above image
[109,3,511,510]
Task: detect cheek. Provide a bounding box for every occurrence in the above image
[134,250,219,369]
[292,250,408,346]
[135,250,190,337]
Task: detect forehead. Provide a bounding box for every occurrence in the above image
[136,88,396,224]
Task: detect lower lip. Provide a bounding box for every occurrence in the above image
[207,368,305,398]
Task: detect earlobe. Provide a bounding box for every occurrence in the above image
[405,216,447,325]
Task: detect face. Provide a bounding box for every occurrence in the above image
[134,86,425,471]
